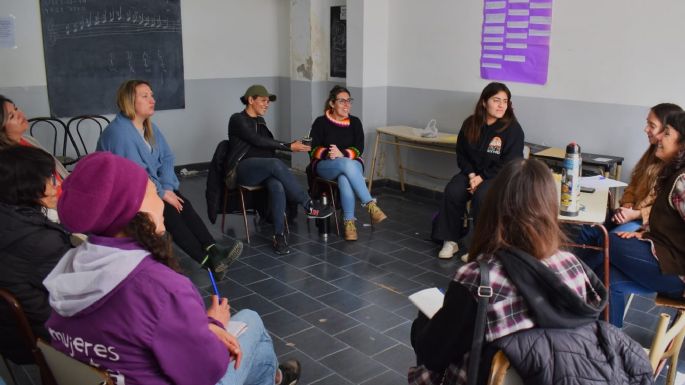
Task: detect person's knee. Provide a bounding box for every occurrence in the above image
[444,180,467,202]
[234,309,266,331]
[266,179,285,195]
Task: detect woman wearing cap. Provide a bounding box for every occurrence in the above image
[0,146,71,365]
[226,84,332,255]
[308,85,387,241]
[98,80,242,278]
[44,152,301,385]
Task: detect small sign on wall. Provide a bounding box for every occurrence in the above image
[480,0,553,85]
[330,6,346,78]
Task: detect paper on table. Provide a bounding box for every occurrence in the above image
[580,175,627,189]
[227,321,248,338]
[408,287,445,319]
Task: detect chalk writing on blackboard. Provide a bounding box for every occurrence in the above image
[330,6,346,78]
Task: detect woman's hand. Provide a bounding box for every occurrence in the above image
[162,190,184,212]
[467,175,483,193]
[208,324,242,369]
[206,295,230,326]
[328,144,344,159]
[616,231,644,239]
[290,141,311,152]
[611,207,641,224]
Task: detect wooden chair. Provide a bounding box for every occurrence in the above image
[66,115,110,157]
[487,351,523,385]
[36,340,112,385]
[28,117,79,166]
[646,295,685,385]
[221,184,288,244]
[0,288,56,385]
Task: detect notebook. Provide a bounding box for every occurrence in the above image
[408,287,445,319]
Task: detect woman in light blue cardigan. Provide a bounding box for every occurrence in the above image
[98,80,242,278]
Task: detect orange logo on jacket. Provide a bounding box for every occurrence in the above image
[487,136,502,154]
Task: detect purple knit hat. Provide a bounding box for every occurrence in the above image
[58,152,149,236]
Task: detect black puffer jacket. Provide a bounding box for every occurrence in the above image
[0,203,71,364]
[493,321,653,385]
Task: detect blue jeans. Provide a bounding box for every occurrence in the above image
[237,157,310,235]
[584,234,685,327]
[216,310,278,385]
[315,158,373,220]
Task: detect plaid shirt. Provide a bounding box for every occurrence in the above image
[408,251,601,385]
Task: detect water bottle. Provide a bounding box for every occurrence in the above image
[560,142,582,216]
[316,193,330,240]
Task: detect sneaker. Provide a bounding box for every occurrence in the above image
[343,220,358,241]
[366,201,387,224]
[460,252,470,263]
[438,241,459,259]
[278,359,301,385]
[273,234,291,255]
[202,241,243,279]
[305,200,333,219]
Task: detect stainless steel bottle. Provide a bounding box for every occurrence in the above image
[560,142,582,216]
[317,193,330,240]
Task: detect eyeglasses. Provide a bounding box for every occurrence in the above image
[335,98,354,105]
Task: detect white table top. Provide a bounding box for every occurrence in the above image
[558,187,609,224]
[377,126,458,146]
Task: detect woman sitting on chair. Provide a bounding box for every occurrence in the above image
[226,84,332,255]
[410,159,651,385]
[44,152,300,385]
[97,80,242,278]
[309,85,387,241]
[0,146,71,364]
[432,82,524,259]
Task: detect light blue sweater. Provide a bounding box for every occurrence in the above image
[97,113,179,197]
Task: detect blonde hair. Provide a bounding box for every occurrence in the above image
[116,80,155,145]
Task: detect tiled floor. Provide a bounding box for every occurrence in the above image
[170,171,684,385]
[7,170,684,385]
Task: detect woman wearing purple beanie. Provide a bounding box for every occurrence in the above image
[43,152,300,385]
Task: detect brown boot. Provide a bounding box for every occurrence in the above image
[366,201,387,224]
[344,220,358,241]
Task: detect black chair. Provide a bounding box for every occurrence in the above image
[28,117,79,166]
[66,115,110,157]
[221,184,289,244]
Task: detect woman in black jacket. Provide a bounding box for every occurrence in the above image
[0,146,72,364]
[433,82,524,259]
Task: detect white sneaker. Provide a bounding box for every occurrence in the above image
[438,241,459,259]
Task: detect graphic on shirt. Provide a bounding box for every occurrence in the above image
[487,136,503,154]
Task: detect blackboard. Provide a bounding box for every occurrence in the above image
[330,6,346,78]
[39,0,185,117]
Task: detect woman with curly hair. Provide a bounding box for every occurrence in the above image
[44,152,300,385]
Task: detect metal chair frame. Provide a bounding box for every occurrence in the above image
[66,115,110,157]
[221,185,289,243]
[28,117,79,165]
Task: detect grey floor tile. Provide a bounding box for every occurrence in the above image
[372,344,416,375]
[364,239,406,253]
[278,350,333,384]
[328,240,373,255]
[360,370,407,385]
[240,253,284,270]
[215,278,253,300]
[396,237,440,253]
[380,259,427,279]
[273,291,326,316]
[352,249,401,267]
[277,251,323,268]
[411,271,452,289]
[330,275,381,296]
[360,288,412,312]
[384,321,413,346]
[224,265,270,286]
[301,307,361,335]
[310,373,354,385]
[319,347,389,384]
[316,249,361,267]
[372,273,424,294]
[263,264,312,283]
[229,293,281,316]
[247,278,296,300]
[419,257,462,277]
[390,247,436,264]
[261,309,312,339]
[288,276,339,298]
[318,290,372,314]
[335,324,398,356]
[304,262,351,281]
[349,304,407,332]
[270,333,296,357]
[293,241,329,256]
[394,304,421,320]
[283,326,348,359]
[342,261,390,279]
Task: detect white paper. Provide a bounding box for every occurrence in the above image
[409,288,445,319]
[580,175,628,189]
[593,157,612,162]
[227,321,248,337]
[0,16,16,49]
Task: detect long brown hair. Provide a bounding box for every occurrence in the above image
[116,80,155,145]
[0,95,17,149]
[657,111,685,194]
[123,212,181,273]
[463,82,515,144]
[628,103,683,203]
[468,159,563,261]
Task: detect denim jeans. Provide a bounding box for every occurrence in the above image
[583,234,685,327]
[216,310,278,385]
[237,157,309,235]
[315,158,373,220]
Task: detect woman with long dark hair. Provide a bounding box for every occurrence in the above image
[0,146,71,364]
[433,82,524,259]
[98,80,242,278]
[44,152,300,385]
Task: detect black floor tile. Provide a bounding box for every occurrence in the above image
[230,293,281,316]
[304,262,351,281]
[330,275,381,296]
[411,270,453,289]
[261,309,312,339]
[349,304,407,333]
[342,261,390,279]
[274,291,326,316]
[247,278,296,300]
[301,307,361,335]
[270,333,296,357]
[360,287,412,312]
[263,264,312,283]
[224,265,270,286]
[335,324,398,356]
[288,275,339,298]
[384,321,413,346]
[310,373,354,385]
[319,347,389,384]
[363,238,406,254]
[372,344,416,376]
[277,251,323,268]
[293,241,329,256]
[360,370,408,385]
[278,350,333,384]
[391,247,436,264]
[372,272,425,294]
[316,249,361,267]
[283,326,348,359]
[215,278,253,300]
[380,259,427,279]
[318,290,372,314]
[240,253,284,270]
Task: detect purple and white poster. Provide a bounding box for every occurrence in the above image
[480,0,553,85]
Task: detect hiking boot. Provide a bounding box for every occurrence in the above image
[201,241,243,280]
[277,359,301,385]
[438,240,459,259]
[366,201,387,224]
[273,234,291,255]
[343,220,358,241]
[305,200,333,219]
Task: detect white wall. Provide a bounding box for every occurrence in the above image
[387,0,685,108]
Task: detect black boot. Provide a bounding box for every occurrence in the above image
[201,241,243,280]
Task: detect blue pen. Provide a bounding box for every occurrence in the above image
[207,268,220,298]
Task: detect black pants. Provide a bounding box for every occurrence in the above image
[432,173,492,243]
[164,190,215,263]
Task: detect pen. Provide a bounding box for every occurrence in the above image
[207,268,220,298]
